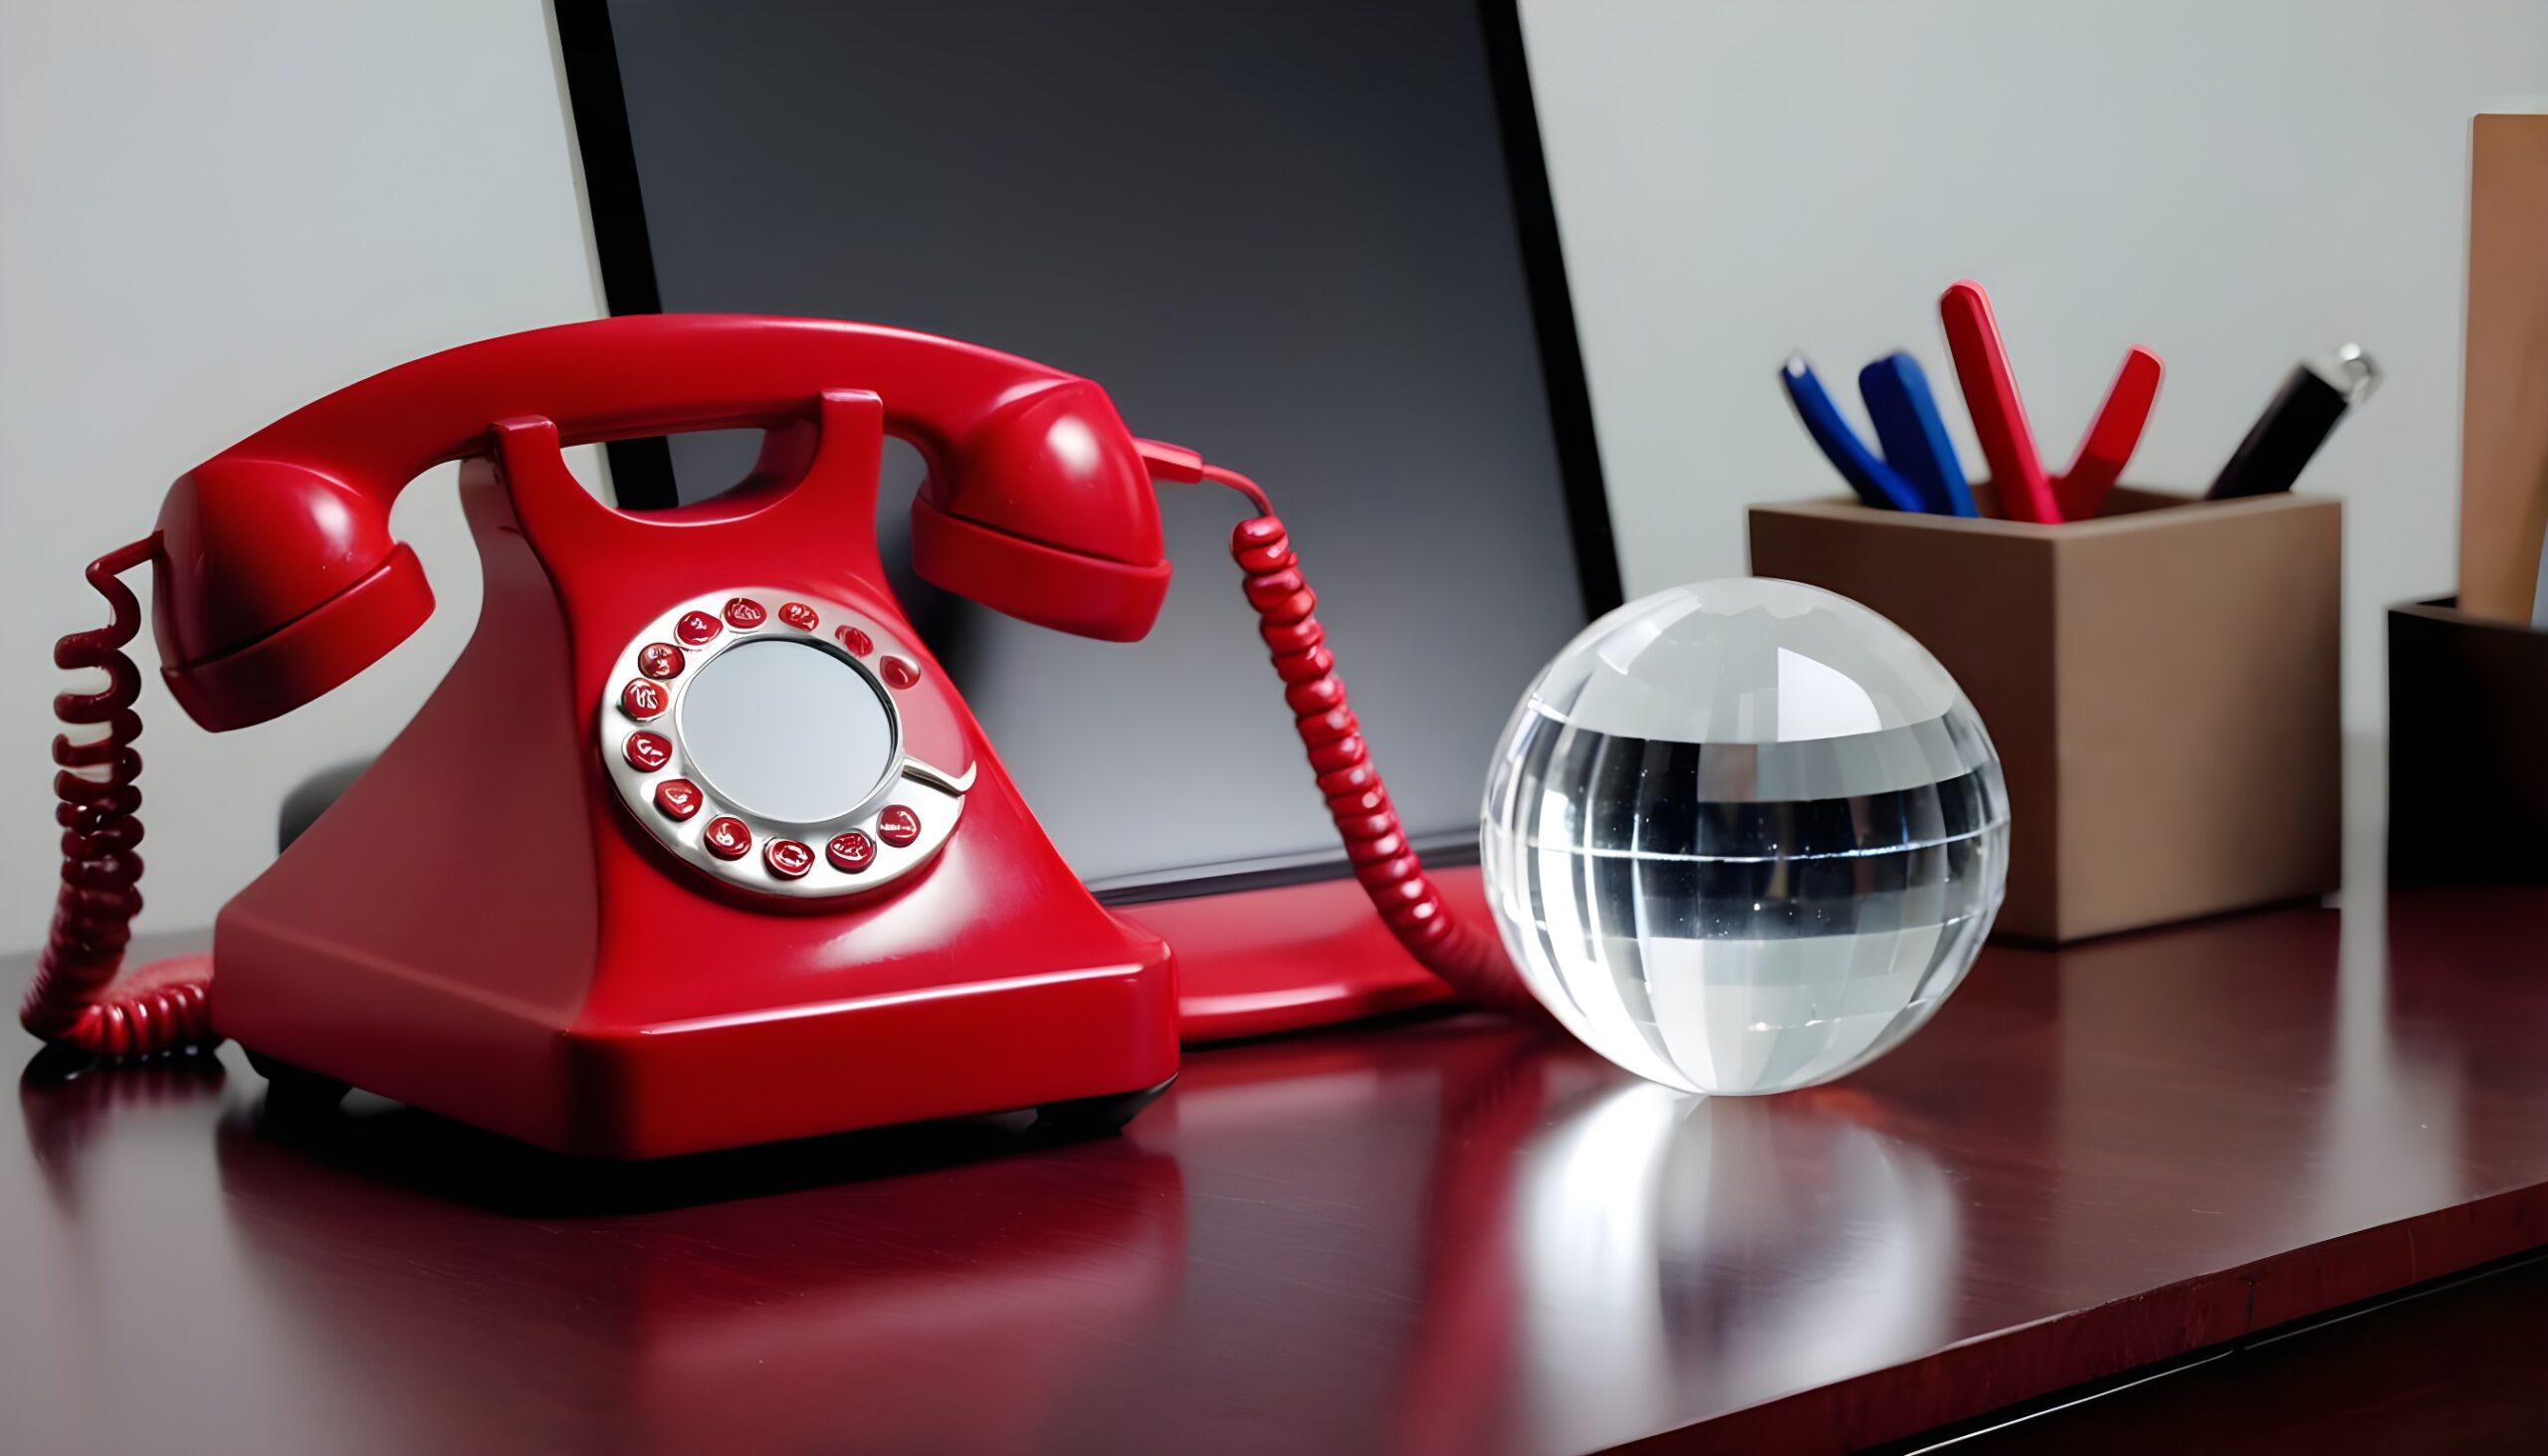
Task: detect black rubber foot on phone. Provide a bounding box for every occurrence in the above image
[1033,1074,1175,1139]
[244,1048,350,1117]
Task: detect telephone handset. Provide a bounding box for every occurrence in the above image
[28,315,1524,1155]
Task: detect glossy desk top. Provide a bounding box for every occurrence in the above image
[6,857,2547,1453]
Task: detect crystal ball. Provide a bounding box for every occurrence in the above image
[1481,579,2009,1095]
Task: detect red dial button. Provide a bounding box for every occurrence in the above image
[653,778,704,821]
[703,815,751,860]
[620,678,670,721]
[724,596,767,630]
[676,611,722,646]
[826,831,877,873]
[880,656,921,689]
[623,730,673,771]
[638,642,686,679]
[765,838,814,879]
[876,804,922,848]
[778,601,819,631]
[834,625,874,657]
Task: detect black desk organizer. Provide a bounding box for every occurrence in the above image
[2388,597,2548,885]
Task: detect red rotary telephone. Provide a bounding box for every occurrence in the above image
[26,315,1525,1156]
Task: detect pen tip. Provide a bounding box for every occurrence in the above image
[1782,352,1806,377]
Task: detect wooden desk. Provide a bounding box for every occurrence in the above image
[4,878,2545,1453]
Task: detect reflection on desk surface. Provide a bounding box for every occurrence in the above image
[6,875,2548,1455]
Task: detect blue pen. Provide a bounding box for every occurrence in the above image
[1779,354,1924,512]
[1858,352,1977,518]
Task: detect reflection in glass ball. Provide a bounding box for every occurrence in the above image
[1481,580,2009,1095]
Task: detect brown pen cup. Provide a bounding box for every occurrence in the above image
[2386,598,2548,887]
[1748,487,2342,944]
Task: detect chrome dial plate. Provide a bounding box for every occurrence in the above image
[597,588,971,901]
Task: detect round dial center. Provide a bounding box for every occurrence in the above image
[677,639,896,823]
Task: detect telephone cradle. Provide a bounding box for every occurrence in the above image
[24,315,1529,1157]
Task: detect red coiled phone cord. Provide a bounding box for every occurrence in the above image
[1199,463,1537,1017]
[20,538,216,1058]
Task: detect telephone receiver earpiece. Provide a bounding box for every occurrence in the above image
[147,316,1172,729]
[910,377,1172,642]
[151,454,440,731]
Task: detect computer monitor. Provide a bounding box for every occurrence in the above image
[556,1,1614,915]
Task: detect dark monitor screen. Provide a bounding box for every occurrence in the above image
[562,0,1615,898]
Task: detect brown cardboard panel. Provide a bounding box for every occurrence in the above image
[1750,491,2342,943]
[2458,114,2548,622]
[2051,496,2341,938]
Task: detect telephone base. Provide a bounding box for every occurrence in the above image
[212,898,1181,1159]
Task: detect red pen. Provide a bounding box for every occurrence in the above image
[2054,346,2163,520]
[1939,281,2062,523]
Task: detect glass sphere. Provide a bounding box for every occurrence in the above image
[1481,579,2009,1096]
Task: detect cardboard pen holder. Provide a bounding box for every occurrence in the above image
[2386,599,2548,887]
[1749,488,2342,944]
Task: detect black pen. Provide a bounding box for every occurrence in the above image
[2205,344,2381,500]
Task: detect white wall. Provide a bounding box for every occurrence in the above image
[1521,0,2548,732]
[0,2,603,946]
[3,1,2540,952]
